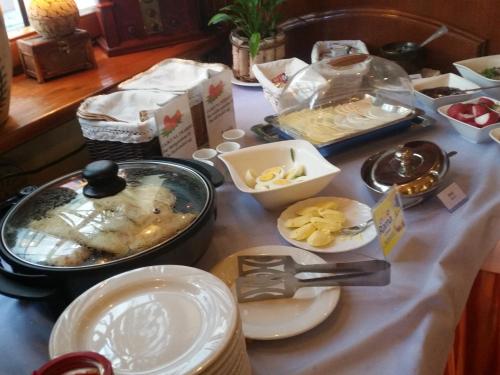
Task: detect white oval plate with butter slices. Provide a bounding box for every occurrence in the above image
[277,196,377,253]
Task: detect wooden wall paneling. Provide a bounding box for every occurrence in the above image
[279,8,486,73]
[277,0,500,56]
[444,270,500,375]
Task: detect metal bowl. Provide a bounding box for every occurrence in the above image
[361,140,456,208]
[380,42,424,74]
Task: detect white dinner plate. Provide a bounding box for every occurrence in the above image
[210,245,340,340]
[49,265,237,375]
[277,196,377,254]
[231,77,261,87]
[204,326,243,375]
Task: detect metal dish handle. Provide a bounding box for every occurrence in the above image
[0,264,56,300]
[412,113,435,128]
[0,187,58,300]
[153,157,224,188]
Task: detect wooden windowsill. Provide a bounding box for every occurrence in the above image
[0,33,224,154]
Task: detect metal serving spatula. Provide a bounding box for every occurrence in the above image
[238,255,390,277]
[236,268,391,303]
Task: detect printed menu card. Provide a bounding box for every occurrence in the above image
[201,69,237,147]
[155,93,197,158]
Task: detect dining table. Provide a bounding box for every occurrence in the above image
[0,83,499,375]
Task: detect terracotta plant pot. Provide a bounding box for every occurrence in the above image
[230,30,286,82]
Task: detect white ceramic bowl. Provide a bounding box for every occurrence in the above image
[453,55,500,98]
[490,128,500,144]
[218,140,341,209]
[412,73,480,110]
[437,96,500,143]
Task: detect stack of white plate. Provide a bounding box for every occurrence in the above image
[49,265,251,375]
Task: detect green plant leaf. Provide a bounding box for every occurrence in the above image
[208,13,234,25]
[249,32,261,58]
[208,0,285,40]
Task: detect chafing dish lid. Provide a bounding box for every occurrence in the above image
[370,140,448,195]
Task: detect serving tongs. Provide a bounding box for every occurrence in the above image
[238,255,388,276]
[236,256,390,303]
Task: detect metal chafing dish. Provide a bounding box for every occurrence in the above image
[361,140,457,207]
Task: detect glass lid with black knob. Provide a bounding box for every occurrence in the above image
[1,160,210,269]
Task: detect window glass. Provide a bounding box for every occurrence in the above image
[1,0,97,33]
[1,0,25,31]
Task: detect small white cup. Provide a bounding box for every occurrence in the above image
[215,142,240,183]
[192,148,218,161]
[192,148,221,172]
[216,141,241,154]
[196,160,215,167]
[222,129,246,147]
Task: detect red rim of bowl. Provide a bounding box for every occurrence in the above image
[32,351,113,375]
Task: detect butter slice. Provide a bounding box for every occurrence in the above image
[307,229,333,247]
[290,223,316,240]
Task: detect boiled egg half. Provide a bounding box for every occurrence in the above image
[245,164,306,190]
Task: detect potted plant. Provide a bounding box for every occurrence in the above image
[208,0,286,82]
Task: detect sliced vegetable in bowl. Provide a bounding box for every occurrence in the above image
[480,67,500,80]
[437,96,500,143]
[453,55,500,90]
[446,97,499,127]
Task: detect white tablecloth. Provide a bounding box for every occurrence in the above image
[0,85,498,375]
[197,85,500,375]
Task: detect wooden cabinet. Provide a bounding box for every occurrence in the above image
[96,0,202,56]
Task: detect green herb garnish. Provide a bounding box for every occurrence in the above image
[481,67,500,80]
[290,148,295,162]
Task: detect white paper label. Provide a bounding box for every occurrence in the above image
[201,69,236,147]
[155,94,197,159]
[436,182,467,211]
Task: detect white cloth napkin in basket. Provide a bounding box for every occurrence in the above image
[252,58,309,111]
[78,90,175,123]
[118,58,229,106]
[78,90,176,143]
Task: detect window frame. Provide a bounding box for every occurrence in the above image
[5,1,99,40]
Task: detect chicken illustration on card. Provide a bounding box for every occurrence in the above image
[155,93,197,158]
[201,69,237,147]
